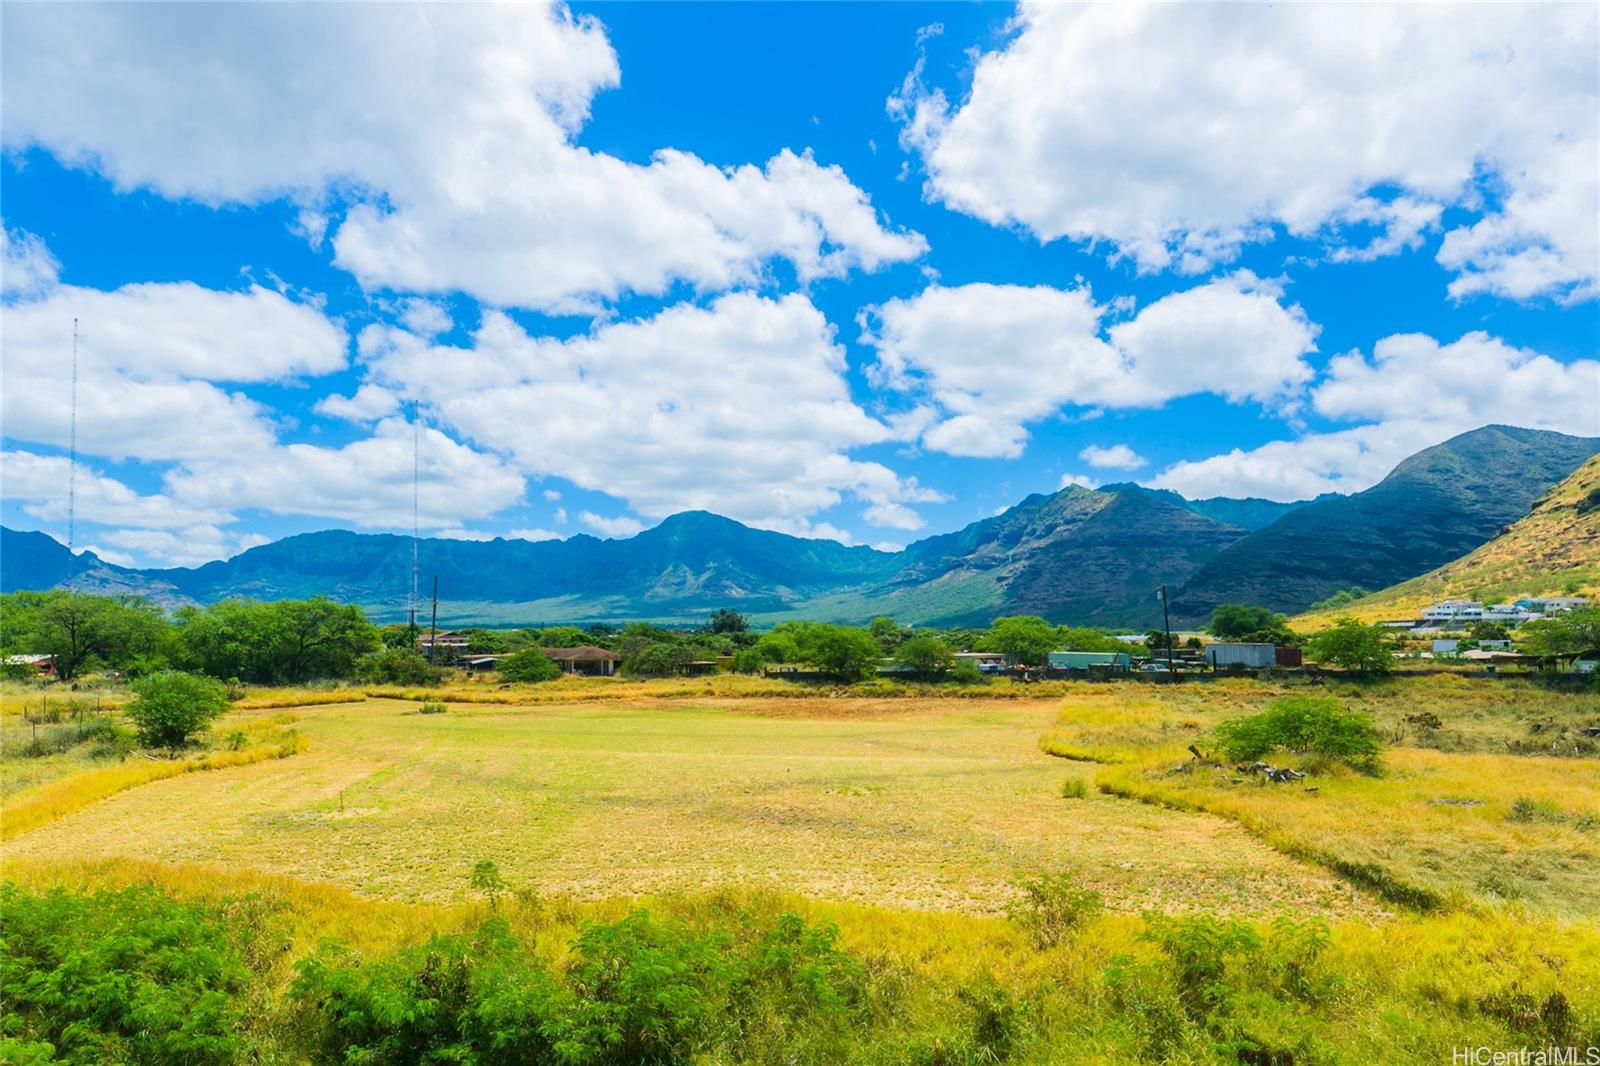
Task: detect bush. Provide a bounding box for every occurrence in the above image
[1213,696,1383,766]
[626,642,693,678]
[124,671,231,751]
[497,647,561,683]
[0,885,249,1064]
[357,647,446,686]
[1007,872,1102,949]
[292,909,862,1065]
[418,700,448,715]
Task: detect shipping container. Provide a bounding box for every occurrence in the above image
[1205,643,1277,669]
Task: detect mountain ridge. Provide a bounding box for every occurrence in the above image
[6,425,1596,628]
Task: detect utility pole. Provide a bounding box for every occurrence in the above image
[1158,585,1174,675]
[428,575,440,665]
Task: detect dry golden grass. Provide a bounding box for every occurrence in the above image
[1,694,1376,920]
[2,714,307,841]
[1029,677,1600,915]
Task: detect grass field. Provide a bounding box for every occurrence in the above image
[4,675,1598,1062]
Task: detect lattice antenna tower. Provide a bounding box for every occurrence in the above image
[66,317,79,593]
[411,401,421,632]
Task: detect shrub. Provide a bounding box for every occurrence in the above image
[1007,872,1102,949]
[418,700,448,715]
[356,646,447,686]
[1061,778,1089,799]
[498,646,562,683]
[124,671,232,751]
[0,885,249,1064]
[1213,696,1383,766]
[291,910,863,1065]
[471,858,509,909]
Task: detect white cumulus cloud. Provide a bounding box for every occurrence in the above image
[894,3,1598,301]
[864,273,1317,458]
[1079,444,1145,471]
[4,3,924,312]
[579,512,645,538]
[359,291,942,533]
[1149,333,1600,500]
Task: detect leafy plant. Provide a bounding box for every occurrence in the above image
[0,885,249,1064]
[471,858,509,909]
[124,671,232,751]
[1007,872,1102,949]
[1212,696,1383,766]
[498,646,562,683]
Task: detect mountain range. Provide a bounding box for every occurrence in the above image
[5,425,1596,629]
[1293,453,1600,626]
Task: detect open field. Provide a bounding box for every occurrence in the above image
[4,675,1598,1061]
[4,694,1378,918]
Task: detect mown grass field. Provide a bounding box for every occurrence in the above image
[3,674,1598,1062]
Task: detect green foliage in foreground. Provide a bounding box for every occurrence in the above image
[3,882,1598,1065]
[292,910,865,1065]
[124,671,232,751]
[0,885,251,1065]
[1213,696,1384,766]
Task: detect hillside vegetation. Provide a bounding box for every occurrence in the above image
[1175,425,1600,621]
[1296,454,1600,626]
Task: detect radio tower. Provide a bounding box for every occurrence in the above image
[410,401,420,635]
[66,317,79,593]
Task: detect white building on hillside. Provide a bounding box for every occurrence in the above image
[1420,600,1485,624]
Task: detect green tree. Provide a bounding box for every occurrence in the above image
[627,642,693,678]
[752,631,801,664]
[3,591,174,681]
[1054,626,1127,653]
[1519,607,1600,658]
[894,633,956,678]
[1469,621,1510,642]
[125,671,231,751]
[790,624,882,681]
[534,625,592,648]
[175,598,379,684]
[706,608,748,634]
[989,616,1057,666]
[1209,603,1296,644]
[356,647,446,685]
[867,616,907,653]
[464,628,510,653]
[1306,618,1393,674]
[498,647,561,683]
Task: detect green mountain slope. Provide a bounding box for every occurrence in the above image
[1294,454,1600,626]
[803,485,1246,627]
[8,425,1589,627]
[1173,426,1600,621]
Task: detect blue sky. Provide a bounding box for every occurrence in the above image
[2,3,1596,568]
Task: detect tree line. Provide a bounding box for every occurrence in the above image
[11,589,1585,686]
